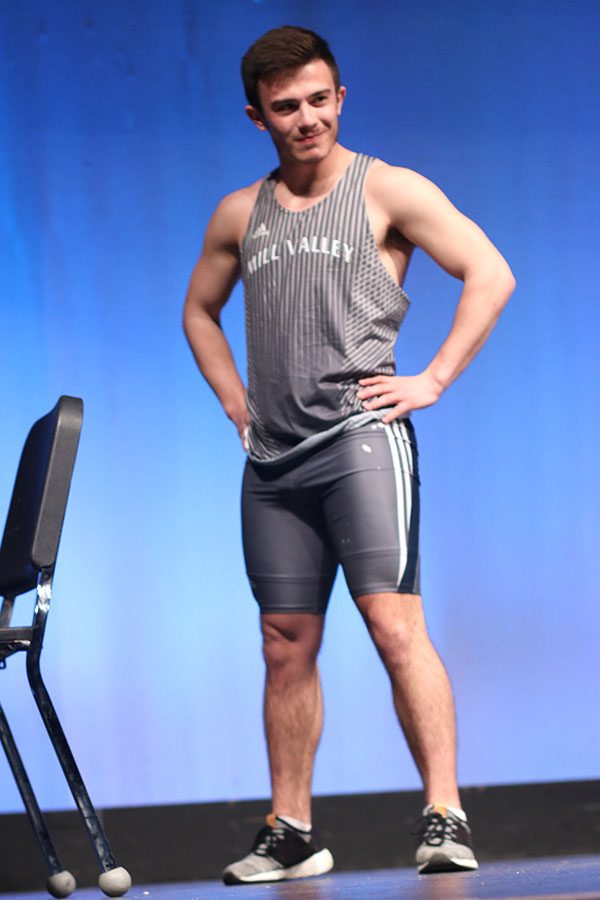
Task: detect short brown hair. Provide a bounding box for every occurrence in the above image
[241,26,341,112]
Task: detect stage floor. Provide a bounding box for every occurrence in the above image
[3,856,600,900]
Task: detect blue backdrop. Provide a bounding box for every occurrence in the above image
[1,0,599,813]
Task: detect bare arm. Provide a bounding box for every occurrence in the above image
[183,191,251,444]
[359,167,516,422]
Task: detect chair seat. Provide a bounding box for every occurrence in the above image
[0,626,33,643]
[0,626,33,661]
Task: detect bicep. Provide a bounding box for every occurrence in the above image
[186,245,240,321]
[184,205,242,321]
[391,172,505,281]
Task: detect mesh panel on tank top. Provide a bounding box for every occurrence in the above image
[241,153,410,463]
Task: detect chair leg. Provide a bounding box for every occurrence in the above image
[0,702,76,898]
[25,654,131,897]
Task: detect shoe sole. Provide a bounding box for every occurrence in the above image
[418,851,479,874]
[223,848,334,884]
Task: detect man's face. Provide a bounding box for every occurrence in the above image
[247,59,346,165]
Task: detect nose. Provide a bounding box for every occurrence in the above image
[297,101,318,131]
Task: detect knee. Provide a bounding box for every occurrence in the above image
[361,599,428,669]
[369,620,414,668]
[261,616,322,678]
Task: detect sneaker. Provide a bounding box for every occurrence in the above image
[222,814,334,884]
[414,803,478,873]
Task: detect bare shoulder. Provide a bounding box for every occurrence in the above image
[366,158,513,280]
[366,159,452,222]
[208,178,264,248]
[187,178,265,309]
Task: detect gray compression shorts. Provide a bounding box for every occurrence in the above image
[241,419,421,614]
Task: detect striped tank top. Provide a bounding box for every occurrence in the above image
[241,152,410,464]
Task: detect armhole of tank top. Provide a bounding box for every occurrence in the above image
[241,176,274,260]
[361,156,410,302]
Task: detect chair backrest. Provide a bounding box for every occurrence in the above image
[0,396,83,598]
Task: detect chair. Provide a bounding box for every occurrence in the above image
[0,396,131,898]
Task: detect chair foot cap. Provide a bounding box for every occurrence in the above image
[47,871,76,898]
[99,867,132,897]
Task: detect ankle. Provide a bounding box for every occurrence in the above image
[425,800,466,820]
[272,813,312,832]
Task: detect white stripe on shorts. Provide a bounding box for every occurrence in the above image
[383,420,413,590]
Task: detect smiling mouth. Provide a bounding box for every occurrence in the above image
[296,132,321,143]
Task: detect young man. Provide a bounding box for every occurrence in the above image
[184,26,515,885]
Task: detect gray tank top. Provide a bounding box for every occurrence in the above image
[241,152,410,464]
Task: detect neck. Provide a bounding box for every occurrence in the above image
[277,144,355,200]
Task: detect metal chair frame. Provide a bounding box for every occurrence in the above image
[0,396,131,898]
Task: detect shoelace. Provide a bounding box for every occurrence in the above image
[413,812,460,847]
[254,825,288,857]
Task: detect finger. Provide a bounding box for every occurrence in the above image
[363,394,400,411]
[381,404,411,424]
[357,384,390,400]
[358,376,391,386]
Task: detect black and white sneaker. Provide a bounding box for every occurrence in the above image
[222,814,334,884]
[414,803,478,873]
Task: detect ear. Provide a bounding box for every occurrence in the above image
[336,85,347,116]
[245,105,267,132]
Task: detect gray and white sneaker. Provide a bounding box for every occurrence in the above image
[222,814,334,884]
[414,803,478,873]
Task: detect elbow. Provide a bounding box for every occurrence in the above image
[500,258,516,295]
[182,293,203,337]
[497,260,516,310]
[465,257,515,318]
[482,257,515,315]
[182,297,220,340]
[182,300,192,339]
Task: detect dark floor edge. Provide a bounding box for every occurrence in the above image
[1,779,599,893]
